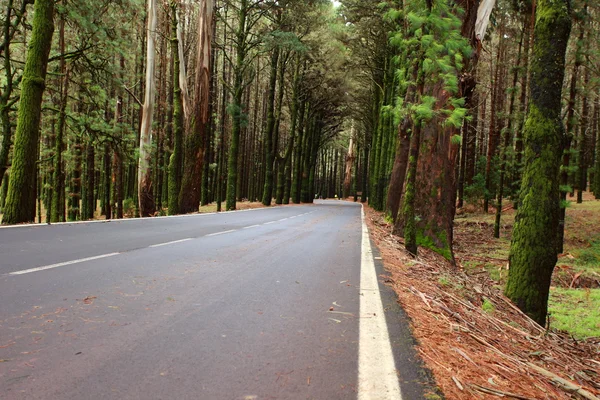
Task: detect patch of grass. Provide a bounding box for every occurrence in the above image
[570,240,600,272]
[548,288,600,339]
[198,204,218,213]
[484,263,507,284]
[482,298,495,314]
[438,276,451,287]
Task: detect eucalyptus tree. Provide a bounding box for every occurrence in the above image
[138,0,157,217]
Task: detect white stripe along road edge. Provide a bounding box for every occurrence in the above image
[148,238,193,248]
[205,229,236,237]
[358,205,403,399]
[9,253,121,276]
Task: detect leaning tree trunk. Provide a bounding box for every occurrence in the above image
[504,0,571,326]
[179,0,213,214]
[138,0,157,217]
[2,0,54,225]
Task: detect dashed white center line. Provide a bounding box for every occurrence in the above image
[278,218,288,222]
[263,221,277,225]
[149,238,192,248]
[243,224,261,230]
[9,253,121,276]
[205,229,236,237]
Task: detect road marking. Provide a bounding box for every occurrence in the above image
[148,238,192,248]
[277,218,288,222]
[243,224,260,230]
[263,221,277,225]
[205,229,236,237]
[358,205,403,400]
[9,253,121,276]
[289,216,297,219]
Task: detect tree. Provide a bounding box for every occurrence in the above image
[138,0,157,217]
[2,0,54,224]
[179,0,214,214]
[504,0,571,326]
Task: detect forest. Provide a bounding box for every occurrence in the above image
[0,0,599,342]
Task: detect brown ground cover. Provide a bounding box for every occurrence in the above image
[363,204,600,400]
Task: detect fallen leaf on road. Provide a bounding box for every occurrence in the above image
[82,296,97,305]
[329,307,334,311]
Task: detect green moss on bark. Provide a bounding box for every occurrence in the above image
[504,0,571,326]
[2,0,54,224]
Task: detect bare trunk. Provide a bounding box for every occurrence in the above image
[138,0,157,217]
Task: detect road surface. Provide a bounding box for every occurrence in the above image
[0,201,432,399]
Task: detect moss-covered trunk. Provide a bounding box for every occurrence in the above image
[2,0,54,224]
[504,0,571,326]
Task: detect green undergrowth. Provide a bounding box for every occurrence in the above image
[548,288,600,338]
[457,198,600,339]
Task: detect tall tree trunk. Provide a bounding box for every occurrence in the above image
[2,0,54,224]
[577,63,590,204]
[343,125,356,199]
[261,47,280,206]
[494,21,525,238]
[138,0,157,217]
[504,0,571,326]
[168,2,184,216]
[226,0,248,211]
[51,18,68,223]
[180,0,213,213]
[558,17,584,254]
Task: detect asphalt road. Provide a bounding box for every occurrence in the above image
[0,201,432,399]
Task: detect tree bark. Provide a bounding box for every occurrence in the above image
[180,0,213,213]
[168,2,184,216]
[2,0,54,224]
[138,0,157,217]
[504,0,571,326]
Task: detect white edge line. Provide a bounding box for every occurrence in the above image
[358,204,403,400]
[148,238,192,248]
[243,224,261,230]
[9,253,121,276]
[205,229,236,237]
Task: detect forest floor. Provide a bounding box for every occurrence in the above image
[363,194,600,400]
